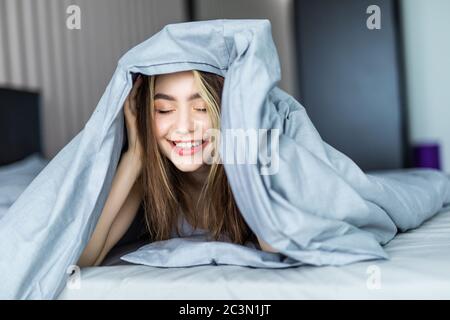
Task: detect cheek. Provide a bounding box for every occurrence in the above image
[195,114,212,131]
[153,117,171,138]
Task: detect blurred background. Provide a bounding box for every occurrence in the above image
[0,0,449,173]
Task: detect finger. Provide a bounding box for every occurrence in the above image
[124,98,135,121]
[130,75,143,100]
[124,98,138,120]
[124,96,130,115]
[131,77,143,100]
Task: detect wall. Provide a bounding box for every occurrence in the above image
[400,0,450,172]
[0,0,186,158]
[294,0,406,171]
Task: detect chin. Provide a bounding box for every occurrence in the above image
[172,161,204,172]
[164,150,205,172]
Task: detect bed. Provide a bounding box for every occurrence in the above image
[57,204,450,299]
[2,87,450,300]
[3,153,449,300]
[0,153,48,219]
[0,87,48,219]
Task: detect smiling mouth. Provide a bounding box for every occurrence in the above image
[167,139,209,156]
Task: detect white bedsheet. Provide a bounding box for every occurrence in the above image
[58,205,450,299]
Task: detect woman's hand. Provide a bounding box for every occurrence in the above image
[124,75,144,169]
[257,236,279,253]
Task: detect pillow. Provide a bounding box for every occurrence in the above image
[120,234,303,268]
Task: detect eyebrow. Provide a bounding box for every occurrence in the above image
[154,92,201,101]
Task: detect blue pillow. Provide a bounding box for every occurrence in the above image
[120,234,302,268]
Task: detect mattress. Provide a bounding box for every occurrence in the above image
[58,204,450,299]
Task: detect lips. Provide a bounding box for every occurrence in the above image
[171,140,203,148]
[168,139,209,156]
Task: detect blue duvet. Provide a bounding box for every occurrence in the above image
[0,19,449,299]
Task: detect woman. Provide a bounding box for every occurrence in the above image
[78,70,277,267]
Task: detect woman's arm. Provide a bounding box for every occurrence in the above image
[257,236,279,253]
[92,169,143,266]
[78,74,145,267]
[77,152,142,267]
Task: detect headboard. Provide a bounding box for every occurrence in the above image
[0,87,42,166]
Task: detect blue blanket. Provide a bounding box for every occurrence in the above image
[0,19,449,299]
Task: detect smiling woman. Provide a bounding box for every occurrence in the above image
[77,69,277,267]
[138,70,278,252]
[154,90,210,157]
[150,71,215,169]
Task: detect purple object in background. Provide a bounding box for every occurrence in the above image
[413,142,441,170]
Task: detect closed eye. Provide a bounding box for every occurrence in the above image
[195,108,207,112]
[155,109,173,114]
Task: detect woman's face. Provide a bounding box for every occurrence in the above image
[153,71,214,172]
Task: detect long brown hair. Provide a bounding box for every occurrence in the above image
[134,70,256,245]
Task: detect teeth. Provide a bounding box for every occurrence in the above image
[174,140,203,148]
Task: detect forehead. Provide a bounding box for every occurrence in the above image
[154,71,197,92]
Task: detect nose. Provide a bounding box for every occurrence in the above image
[174,107,194,134]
